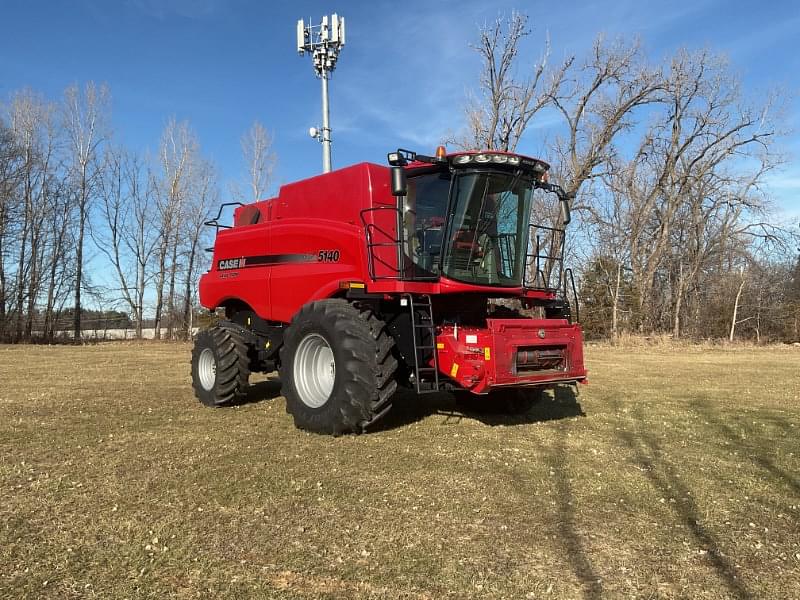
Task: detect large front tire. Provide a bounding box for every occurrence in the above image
[280,299,398,435]
[191,326,250,407]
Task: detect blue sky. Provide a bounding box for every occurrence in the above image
[1,0,798,219]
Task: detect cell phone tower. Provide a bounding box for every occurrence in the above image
[297,14,346,174]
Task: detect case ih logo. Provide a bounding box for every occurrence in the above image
[218,257,246,271]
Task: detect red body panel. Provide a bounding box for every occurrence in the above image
[201,163,386,320]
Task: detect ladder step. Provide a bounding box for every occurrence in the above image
[407,294,440,393]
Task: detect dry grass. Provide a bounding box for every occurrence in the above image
[1,342,799,599]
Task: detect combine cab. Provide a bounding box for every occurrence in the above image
[191,147,586,434]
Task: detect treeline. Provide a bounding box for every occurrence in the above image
[0,83,274,342]
[460,14,800,342]
[3,20,798,345]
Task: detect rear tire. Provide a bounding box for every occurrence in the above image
[280,299,398,435]
[191,326,251,407]
[456,387,544,415]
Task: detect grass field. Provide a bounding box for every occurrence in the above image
[1,342,799,599]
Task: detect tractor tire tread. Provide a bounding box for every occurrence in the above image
[281,299,398,434]
[191,325,251,408]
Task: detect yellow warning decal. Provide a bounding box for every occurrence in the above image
[484,347,491,361]
[436,343,445,349]
[450,363,459,377]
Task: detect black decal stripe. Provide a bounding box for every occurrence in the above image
[217,253,316,270]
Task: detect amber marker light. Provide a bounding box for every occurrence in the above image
[435,145,447,160]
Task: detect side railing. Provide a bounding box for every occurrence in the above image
[203,202,244,252]
[564,266,580,323]
[524,223,565,292]
[359,206,438,282]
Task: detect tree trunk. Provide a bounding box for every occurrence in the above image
[672,262,684,339]
[166,232,180,341]
[0,217,6,338]
[14,205,30,343]
[729,272,745,342]
[611,260,621,342]
[182,240,197,341]
[153,231,169,340]
[73,189,86,342]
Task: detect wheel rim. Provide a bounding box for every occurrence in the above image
[198,347,216,391]
[293,333,336,408]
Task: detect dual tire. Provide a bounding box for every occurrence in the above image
[190,299,398,435]
[280,299,398,435]
[191,326,251,407]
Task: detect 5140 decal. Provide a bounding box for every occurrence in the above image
[317,250,340,262]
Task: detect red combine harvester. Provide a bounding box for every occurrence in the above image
[192,147,586,434]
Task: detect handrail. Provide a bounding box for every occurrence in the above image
[359,206,439,282]
[204,202,245,231]
[564,267,580,323]
[203,202,245,253]
[524,223,565,292]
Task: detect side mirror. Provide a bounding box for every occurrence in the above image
[560,197,571,225]
[391,166,407,197]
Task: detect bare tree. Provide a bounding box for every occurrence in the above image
[153,118,198,340]
[0,118,25,338]
[63,82,110,341]
[124,152,158,338]
[92,146,159,338]
[180,159,217,339]
[41,177,73,341]
[458,12,559,152]
[548,36,664,202]
[620,51,779,335]
[241,121,275,200]
[6,91,65,341]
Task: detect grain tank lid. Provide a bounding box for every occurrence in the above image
[233,200,272,227]
[233,205,261,227]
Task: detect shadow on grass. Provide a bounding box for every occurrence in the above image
[498,386,602,598]
[691,400,800,498]
[237,378,284,406]
[550,400,604,599]
[618,403,754,600]
[371,384,587,432]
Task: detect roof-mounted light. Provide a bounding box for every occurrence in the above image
[452,152,526,166]
[450,152,548,175]
[435,145,447,160]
